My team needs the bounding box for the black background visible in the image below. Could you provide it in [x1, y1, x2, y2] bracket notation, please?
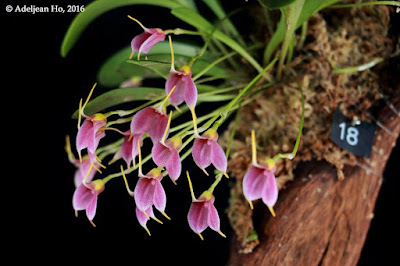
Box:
[4, 0, 398, 264]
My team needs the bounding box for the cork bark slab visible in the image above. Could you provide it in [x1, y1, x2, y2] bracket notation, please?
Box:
[228, 96, 400, 266]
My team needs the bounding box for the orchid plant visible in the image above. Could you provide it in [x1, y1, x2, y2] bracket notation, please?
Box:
[63, 0, 400, 238]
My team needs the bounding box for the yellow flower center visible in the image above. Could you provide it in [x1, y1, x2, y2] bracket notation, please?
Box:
[179, 65, 191, 75]
[264, 158, 276, 170]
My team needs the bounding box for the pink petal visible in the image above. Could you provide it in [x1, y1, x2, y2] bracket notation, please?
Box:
[153, 180, 166, 213]
[242, 165, 267, 202]
[120, 135, 133, 166]
[134, 177, 156, 212]
[147, 111, 168, 143]
[131, 133, 144, 161]
[152, 142, 171, 166]
[131, 32, 151, 52]
[72, 184, 93, 210]
[166, 72, 185, 106]
[207, 200, 220, 232]
[261, 172, 278, 208]
[130, 107, 155, 134]
[183, 75, 197, 108]
[74, 159, 97, 187]
[76, 119, 94, 153]
[188, 201, 208, 234]
[138, 31, 165, 54]
[192, 138, 212, 170]
[166, 150, 181, 181]
[85, 194, 98, 221]
[135, 206, 154, 229]
[210, 141, 227, 173]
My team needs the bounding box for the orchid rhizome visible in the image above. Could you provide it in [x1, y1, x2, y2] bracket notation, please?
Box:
[64, 0, 318, 240]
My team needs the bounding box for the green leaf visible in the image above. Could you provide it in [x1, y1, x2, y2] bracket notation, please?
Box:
[260, 0, 296, 9]
[171, 7, 263, 73]
[61, 0, 185, 57]
[98, 41, 228, 87]
[201, 0, 245, 45]
[263, 0, 342, 64]
[72, 87, 164, 118]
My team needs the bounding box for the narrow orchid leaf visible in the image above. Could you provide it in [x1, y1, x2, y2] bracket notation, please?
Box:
[260, 0, 296, 9]
[263, 0, 342, 64]
[98, 42, 228, 87]
[201, 0, 245, 46]
[72, 87, 164, 118]
[60, 0, 187, 57]
[171, 7, 263, 73]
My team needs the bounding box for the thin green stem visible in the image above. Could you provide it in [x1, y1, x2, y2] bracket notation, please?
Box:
[329, 1, 400, 8]
[207, 175, 222, 194]
[192, 51, 236, 81]
[332, 57, 384, 74]
[272, 82, 305, 162]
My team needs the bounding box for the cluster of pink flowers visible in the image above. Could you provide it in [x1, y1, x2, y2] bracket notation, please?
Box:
[67, 16, 279, 239]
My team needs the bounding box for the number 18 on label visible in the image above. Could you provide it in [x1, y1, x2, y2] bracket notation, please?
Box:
[330, 109, 376, 157]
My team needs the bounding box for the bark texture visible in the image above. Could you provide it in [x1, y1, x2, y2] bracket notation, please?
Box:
[228, 96, 400, 265]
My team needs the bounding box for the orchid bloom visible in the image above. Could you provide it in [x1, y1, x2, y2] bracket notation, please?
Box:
[165, 36, 197, 110]
[112, 130, 143, 169]
[76, 83, 107, 163]
[65, 135, 99, 187]
[152, 111, 182, 183]
[72, 156, 98, 187]
[128, 15, 166, 60]
[72, 178, 105, 227]
[130, 85, 177, 144]
[242, 130, 278, 217]
[186, 172, 226, 240]
[120, 165, 164, 236]
[133, 139, 170, 221]
[192, 128, 228, 176]
[135, 206, 164, 236]
[130, 106, 169, 144]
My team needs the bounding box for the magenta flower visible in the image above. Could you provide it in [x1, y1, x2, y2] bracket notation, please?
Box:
[130, 106, 169, 144]
[76, 83, 106, 163]
[166, 65, 198, 109]
[73, 156, 98, 187]
[242, 130, 278, 216]
[134, 168, 170, 220]
[76, 113, 106, 163]
[192, 128, 227, 175]
[135, 206, 163, 236]
[114, 130, 144, 168]
[152, 136, 182, 183]
[186, 172, 226, 240]
[72, 179, 105, 226]
[128, 15, 166, 60]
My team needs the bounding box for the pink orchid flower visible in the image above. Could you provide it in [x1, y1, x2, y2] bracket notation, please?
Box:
[242, 130, 278, 217]
[165, 36, 197, 110]
[133, 139, 170, 221]
[166, 65, 197, 109]
[134, 168, 170, 219]
[72, 179, 105, 227]
[151, 111, 182, 183]
[135, 206, 164, 236]
[128, 15, 166, 60]
[120, 166, 164, 236]
[130, 106, 169, 144]
[186, 172, 226, 240]
[76, 83, 107, 163]
[113, 130, 144, 168]
[192, 128, 227, 176]
[73, 156, 98, 188]
[76, 113, 106, 162]
[65, 135, 98, 187]
[152, 136, 182, 183]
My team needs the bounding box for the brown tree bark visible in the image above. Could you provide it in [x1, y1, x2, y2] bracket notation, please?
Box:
[228, 95, 400, 265]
